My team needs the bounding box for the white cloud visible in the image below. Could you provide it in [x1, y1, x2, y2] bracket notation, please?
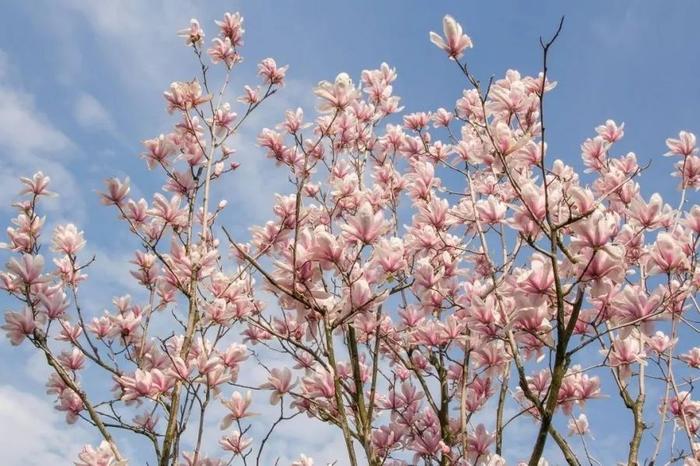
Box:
[74, 93, 116, 133]
[0, 84, 71, 156]
[53, 0, 204, 91]
[0, 385, 91, 465]
[0, 52, 87, 221]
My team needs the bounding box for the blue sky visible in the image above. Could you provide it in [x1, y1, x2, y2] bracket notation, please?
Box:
[1, 1, 699, 464]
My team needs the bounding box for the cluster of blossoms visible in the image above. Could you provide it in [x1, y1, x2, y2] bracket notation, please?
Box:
[2, 11, 700, 466]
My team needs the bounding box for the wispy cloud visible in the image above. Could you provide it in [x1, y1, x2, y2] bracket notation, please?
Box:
[0, 84, 71, 156]
[0, 384, 93, 465]
[74, 92, 117, 134]
[0, 51, 85, 219]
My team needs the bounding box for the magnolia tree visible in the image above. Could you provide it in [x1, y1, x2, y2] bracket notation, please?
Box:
[2, 11, 700, 466]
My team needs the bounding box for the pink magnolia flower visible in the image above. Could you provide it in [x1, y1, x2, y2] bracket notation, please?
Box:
[19, 171, 54, 197]
[665, 130, 697, 157]
[220, 343, 248, 369]
[149, 194, 188, 228]
[133, 412, 160, 432]
[432, 108, 453, 127]
[314, 73, 359, 112]
[567, 414, 590, 436]
[57, 320, 83, 342]
[100, 177, 130, 206]
[291, 454, 315, 466]
[142, 134, 175, 169]
[605, 335, 646, 381]
[220, 391, 254, 428]
[476, 196, 507, 224]
[75, 441, 121, 466]
[118, 369, 172, 401]
[647, 331, 677, 354]
[467, 424, 495, 458]
[210, 103, 238, 136]
[595, 119, 624, 143]
[57, 388, 84, 424]
[676, 154, 700, 188]
[7, 254, 45, 285]
[403, 112, 431, 132]
[646, 232, 690, 274]
[680, 348, 700, 369]
[569, 210, 618, 249]
[58, 347, 86, 371]
[372, 237, 406, 274]
[628, 193, 672, 230]
[52, 223, 86, 255]
[258, 58, 288, 86]
[517, 253, 554, 295]
[260, 367, 296, 404]
[580, 137, 608, 172]
[216, 12, 244, 47]
[2, 307, 36, 345]
[239, 85, 260, 105]
[88, 314, 114, 339]
[302, 369, 335, 398]
[219, 430, 252, 455]
[177, 18, 204, 46]
[341, 202, 388, 244]
[208, 37, 239, 67]
[429, 15, 473, 60]
[163, 81, 211, 113]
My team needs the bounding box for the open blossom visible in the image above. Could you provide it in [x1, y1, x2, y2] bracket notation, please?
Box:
[58, 347, 86, 371]
[19, 171, 53, 197]
[372, 237, 406, 274]
[100, 177, 130, 206]
[7, 253, 45, 285]
[258, 58, 288, 86]
[260, 367, 295, 404]
[130, 413, 158, 435]
[216, 12, 244, 46]
[341, 202, 388, 244]
[208, 104, 237, 139]
[429, 15, 473, 59]
[568, 414, 590, 436]
[219, 430, 252, 455]
[57, 388, 84, 424]
[647, 331, 677, 354]
[605, 336, 646, 382]
[1, 9, 700, 466]
[164, 80, 212, 113]
[220, 391, 254, 428]
[596, 119, 624, 143]
[467, 424, 495, 458]
[75, 441, 121, 466]
[291, 455, 314, 466]
[314, 73, 359, 112]
[681, 348, 700, 368]
[665, 130, 697, 157]
[302, 369, 336, 398]
[239, 85, 260, 105]
[51, 224, 86, 255]
[179, 452, 226, 466]
[149, 194, 188, 227]
[2, 307, 36, 345]
[208, 37, 239, 66]
[178, 18, 204, 46]
[646, 232, 690, 274]
[432, 107, 453, 127]
[118, 369, 173, 401]
[142, 134, 175, 170]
